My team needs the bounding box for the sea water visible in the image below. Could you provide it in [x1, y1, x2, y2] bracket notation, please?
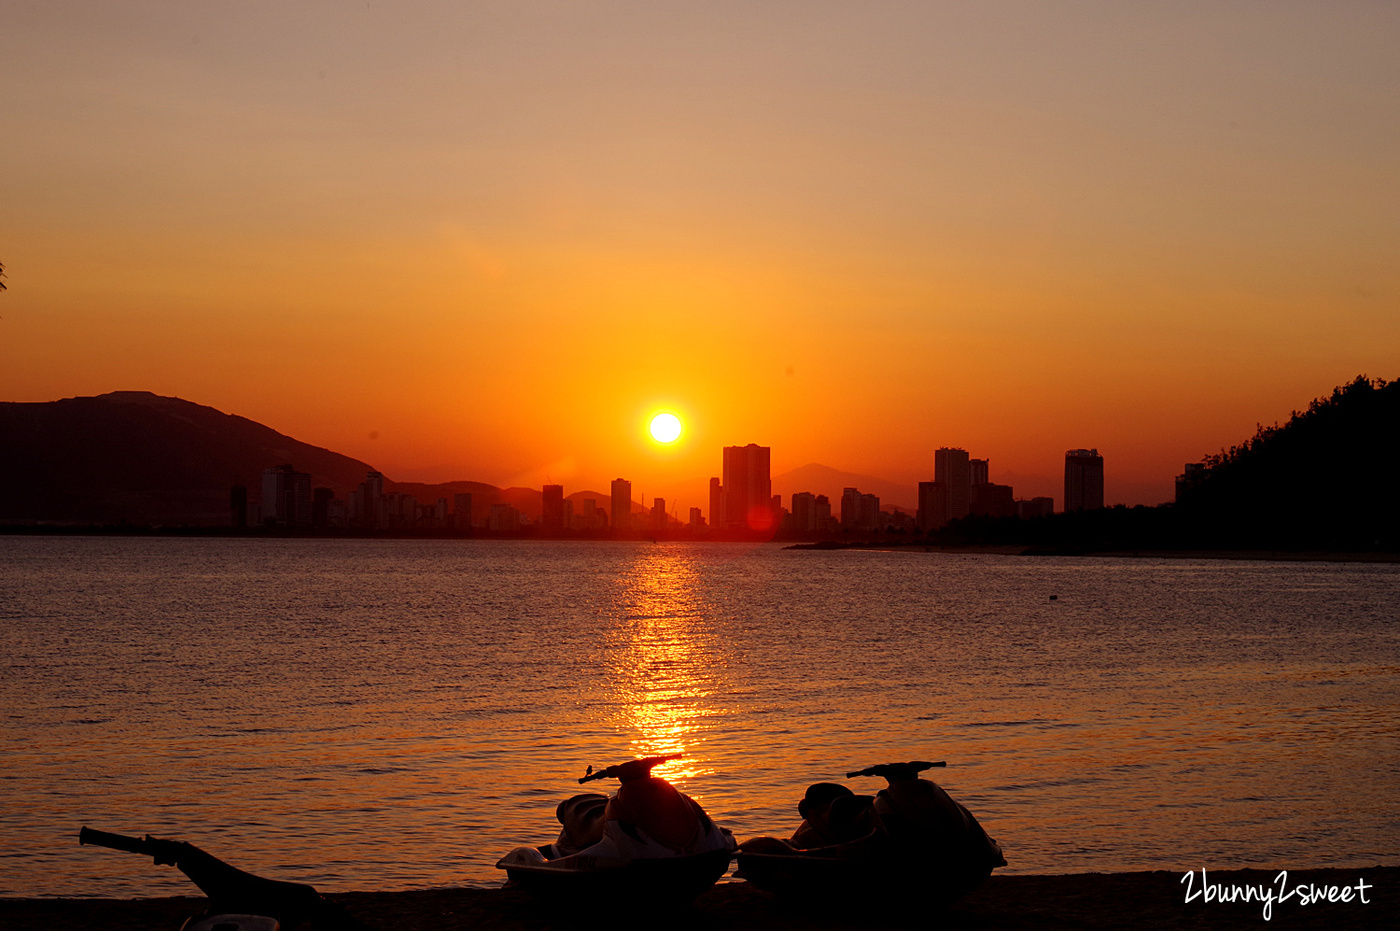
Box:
[2, 537, 1397, 898]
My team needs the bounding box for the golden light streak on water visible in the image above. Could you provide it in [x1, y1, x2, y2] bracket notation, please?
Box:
[602, 549, 725, 787]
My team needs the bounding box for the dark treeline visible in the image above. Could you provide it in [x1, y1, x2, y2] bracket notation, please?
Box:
[1173, 375, 1398, 549]
[918, 376, 1398, 554]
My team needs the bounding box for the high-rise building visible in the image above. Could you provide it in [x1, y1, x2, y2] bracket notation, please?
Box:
[709, 477, 724, 529]
[970, 482, 1016, 518]
[838, 487, 881, 531]
[381, 492, 417, 529]
[858, 492, 881, 531]
[325, 498, 348, 528]
[970, 458, 989, 486]
[918, 448, 972, 530]
[792, 491, 817, 532]
[261, 464, 312, 527]
[542, 484, 564, 532]
[689, 507, 704, 529]
[840, 487, 861, 529]
[651, 497, 668, 533]
[582, 498, 607, 530]
[610, 478, 632, 531]
[1064, 449, 1105, 512]
[350, 471, 385, 529]
[936, 448, 972, 518]
[917, 481, 940, 531]
[454, 492, 473, 531]
[489, 502, 521, 531]
[721, 444, 772, 530]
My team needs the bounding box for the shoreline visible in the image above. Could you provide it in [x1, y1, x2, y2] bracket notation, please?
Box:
[788, 541, 1400, 564]
[3, 528, 1396, 565]
[4, 866, 1395, 930]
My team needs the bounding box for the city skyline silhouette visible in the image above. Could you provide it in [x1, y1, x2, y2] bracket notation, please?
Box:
[3, 6, 1397, 515]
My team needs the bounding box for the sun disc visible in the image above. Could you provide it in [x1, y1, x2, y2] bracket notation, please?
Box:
[649, 412, 682, 444]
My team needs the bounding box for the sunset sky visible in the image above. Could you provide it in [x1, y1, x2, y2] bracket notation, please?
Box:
[3, 2, 1397, 509]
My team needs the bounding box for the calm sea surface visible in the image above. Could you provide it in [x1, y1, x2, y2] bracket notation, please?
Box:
[2, 537, 1397, 898]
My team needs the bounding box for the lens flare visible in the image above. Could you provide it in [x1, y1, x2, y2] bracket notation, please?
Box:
[649, 412, 682, 444]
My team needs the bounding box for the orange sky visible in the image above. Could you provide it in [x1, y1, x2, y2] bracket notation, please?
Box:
[3, 2, 1397, 511]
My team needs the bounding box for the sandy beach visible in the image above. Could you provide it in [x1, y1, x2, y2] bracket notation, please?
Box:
[3, 867, 1393, 931]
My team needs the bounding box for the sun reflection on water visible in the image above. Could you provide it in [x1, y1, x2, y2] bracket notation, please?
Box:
[593, 547, 728, 786]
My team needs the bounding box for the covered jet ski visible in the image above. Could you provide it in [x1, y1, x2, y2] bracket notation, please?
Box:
[496, 754, 736, 908]
[735, 760, 1005, 911]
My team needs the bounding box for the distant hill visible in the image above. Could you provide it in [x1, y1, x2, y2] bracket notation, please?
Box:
[1174, 375, 1400, 548]
[772, 463, 916, 512]
[0, 392, 384, 525]
[0, 392, 654, 527]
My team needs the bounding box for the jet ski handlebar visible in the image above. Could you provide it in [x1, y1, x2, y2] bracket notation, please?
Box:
[579, 754, 683, 784]
[846, 760, 946, 780]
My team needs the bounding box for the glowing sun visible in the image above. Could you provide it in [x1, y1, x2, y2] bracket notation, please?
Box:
[649, 412, 683, 444]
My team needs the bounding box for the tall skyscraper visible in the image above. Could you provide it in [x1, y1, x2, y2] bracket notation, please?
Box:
[935, 448, 972, 515]
[489, 502, 520, 531]
[261, 464, 312, 527]
[858, 492, 881, 531]
[969, 458, 989, 485]
[610, 478, 632, 531]
[453, 492, 473, 531]
[351, 470, 385, 529]
[582, 498, 603, 530]
[792, 491, 817, 532]
[1064, 449, 1105, 512]
[709, 477, 724, 529]
[918, 448, 972, 530]
[721, 444, 772, 530]
[840, 487, 861, 529]
[541, 484, 564, 532]
[836, 487, 880, 531]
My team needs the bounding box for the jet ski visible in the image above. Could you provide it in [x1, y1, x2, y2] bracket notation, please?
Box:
[496, 754, 736, 908]
[735, 760, 1005, 911]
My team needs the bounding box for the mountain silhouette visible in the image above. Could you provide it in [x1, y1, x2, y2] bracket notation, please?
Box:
[0, 391, 651, 527]
[772, 463, 916, 512]
[0, 391, 383, 525]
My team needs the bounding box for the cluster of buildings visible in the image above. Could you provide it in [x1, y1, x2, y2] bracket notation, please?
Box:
[248, 445, 1106, 535]
[913, 447, 1076, 531]
[250, 466, 455, 531]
